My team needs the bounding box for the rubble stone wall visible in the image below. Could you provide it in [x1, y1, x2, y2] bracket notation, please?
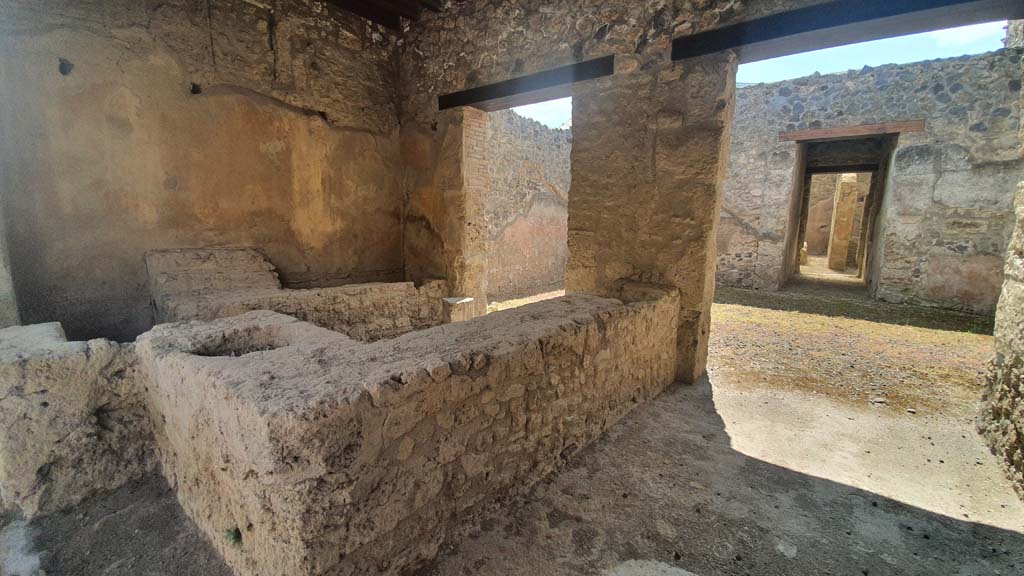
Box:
[136, 290, 679, 576]
[1006, 21, 1024, 49]
[0, 0, 404, 342]
[400, 1, 826, 383]
[0, 323, 154, 517]
[981, 181, 1024, 498]
[481, 110, 571, 302]
[718, 49, 1024, 313]
[147, 249, 448, 342]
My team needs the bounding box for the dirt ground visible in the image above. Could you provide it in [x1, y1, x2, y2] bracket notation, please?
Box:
[1, 479, 231, 576]
[717, 274, 995, 335]
[3, 286, 1022, 576]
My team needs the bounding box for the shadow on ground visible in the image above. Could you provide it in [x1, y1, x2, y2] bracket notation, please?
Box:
[417, 378, 1023, 576]
[6, 479, 232, 576]
[3, 377, 1021, 575]
[716, 276, 994, 335]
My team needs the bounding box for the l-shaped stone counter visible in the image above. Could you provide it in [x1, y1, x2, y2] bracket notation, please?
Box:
[0, 271, 680, 575]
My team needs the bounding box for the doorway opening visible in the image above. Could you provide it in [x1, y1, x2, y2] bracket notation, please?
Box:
[786, 133, 899, 291]
[798, 173, 871, 283]
[471, 98, 572, 314]
[708, 17, 1024, 570]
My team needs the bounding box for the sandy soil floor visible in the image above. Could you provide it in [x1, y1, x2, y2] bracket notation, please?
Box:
[3, 288, 1021, 576]
[420, 291, 1022, 575]
[717, 277, 994, 334]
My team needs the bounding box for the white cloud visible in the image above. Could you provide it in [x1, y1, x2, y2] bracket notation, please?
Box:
[926, 21, 1006, 46]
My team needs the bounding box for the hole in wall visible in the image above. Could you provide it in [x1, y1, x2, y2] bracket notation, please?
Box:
[58, 58, 73, 76]
[189, 82, 203, 95]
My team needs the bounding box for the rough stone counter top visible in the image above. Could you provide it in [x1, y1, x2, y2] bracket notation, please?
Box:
[147, 248, 449, 342]
[136, 291, 680, 576]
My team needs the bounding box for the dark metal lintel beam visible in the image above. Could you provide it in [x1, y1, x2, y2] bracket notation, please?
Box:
[438, 55, 615, 111]
[672, 0, 1024, 63]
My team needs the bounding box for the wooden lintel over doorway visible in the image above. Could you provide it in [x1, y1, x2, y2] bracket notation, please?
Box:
[779, 120, 925, 143]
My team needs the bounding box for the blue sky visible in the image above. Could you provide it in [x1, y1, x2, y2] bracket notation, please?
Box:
[513, 20, 1009, 128]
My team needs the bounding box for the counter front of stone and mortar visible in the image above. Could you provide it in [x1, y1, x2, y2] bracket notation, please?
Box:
[135, 289, 679, 576]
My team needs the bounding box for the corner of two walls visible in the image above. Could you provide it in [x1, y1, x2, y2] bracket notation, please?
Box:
[399, 108, 488, 317]
[864, 142, 898, 297]
[0, 1, 405, 342]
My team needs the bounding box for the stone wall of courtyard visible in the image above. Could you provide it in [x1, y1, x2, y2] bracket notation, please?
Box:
[717, 48, 1024, 314]
[481, 110, 570, 302]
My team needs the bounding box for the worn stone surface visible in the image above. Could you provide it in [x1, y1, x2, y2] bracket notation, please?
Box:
[826, 174, 860, 270]
[400, 0, 826, 127]
[400, 1, 826, 384]
[1006, 20, 1024, 49]
[718, 49, 1024, 313]
[418, 295, 1024, 575]
[981, 182, 1024, 497]
[567, 55, 738, 384]
[147, 248, 448, 342]
[13, 290, 1024, 575]
[0, 323, 155, 517]
[0, 199, 17, 328]
[483, 110, 570, 302]
[403, 108, 489, 318]
[0, 1, 403, 342]
[803, 174, 837, 255]
[135, 289, 679, 576]
[27, 476, 234, 576]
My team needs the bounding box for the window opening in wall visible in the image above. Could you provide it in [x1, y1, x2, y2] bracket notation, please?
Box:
[481, 97, 572, 313]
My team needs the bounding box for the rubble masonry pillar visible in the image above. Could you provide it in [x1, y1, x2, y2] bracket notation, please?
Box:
[566, 53, 738, 384]
[827, 173, 859, 271]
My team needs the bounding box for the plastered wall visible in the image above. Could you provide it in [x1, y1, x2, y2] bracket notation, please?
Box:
[804, 174, 838, 255]
[0, 0, 404, 341]
[481, 110, 570, 302]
